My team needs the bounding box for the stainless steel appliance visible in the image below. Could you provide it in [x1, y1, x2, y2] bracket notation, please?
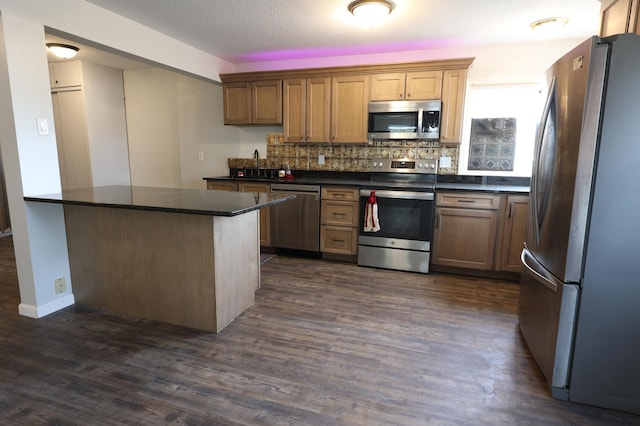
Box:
[368, 100, 441, 141]
[270, 183, 320, 252]
[518, 34, 640, 414]
[358, 158, 436, 273]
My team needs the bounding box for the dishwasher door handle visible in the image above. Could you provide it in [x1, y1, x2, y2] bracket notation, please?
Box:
[271, 184, 320, 194]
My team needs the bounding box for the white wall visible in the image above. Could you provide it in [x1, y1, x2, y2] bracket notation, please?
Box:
[123, 69, 245, 188]
[124, 68, 181, 188]
[175, 76, 241, 188]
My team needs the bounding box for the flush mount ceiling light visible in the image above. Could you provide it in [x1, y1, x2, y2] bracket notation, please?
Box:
[529, 17, 569, 35]
[348, 0, 395, 21]
[46, 43, 79, 59]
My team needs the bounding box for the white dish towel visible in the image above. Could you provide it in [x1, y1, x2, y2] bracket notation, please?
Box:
[364, 190, 380, 232]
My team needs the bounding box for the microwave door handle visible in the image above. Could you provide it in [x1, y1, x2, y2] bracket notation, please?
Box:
[417, 108, 424, 136]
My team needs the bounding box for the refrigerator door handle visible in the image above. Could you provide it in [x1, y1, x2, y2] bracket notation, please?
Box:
[521, 248, 562, 292]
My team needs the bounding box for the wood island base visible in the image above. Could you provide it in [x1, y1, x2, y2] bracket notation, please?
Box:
[64, 204, 260, 332]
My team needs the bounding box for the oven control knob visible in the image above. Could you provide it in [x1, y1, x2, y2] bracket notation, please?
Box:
[418, 163, 423, 168]
[431, 164, 436, 169]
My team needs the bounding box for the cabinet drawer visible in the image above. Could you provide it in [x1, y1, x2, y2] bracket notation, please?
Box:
[207, 181, 238, 191]
[321, 226, 357, 255]
[321, 187, 359, 202]
[321, 201, 358, 227]
[436, 192, 501, 210]
[238, 182, 269, 193]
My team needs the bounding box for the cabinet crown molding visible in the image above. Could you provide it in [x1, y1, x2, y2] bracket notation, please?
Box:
[220, 58, 475, 83]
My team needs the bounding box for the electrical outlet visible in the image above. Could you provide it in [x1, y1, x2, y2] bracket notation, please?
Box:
[198, 152, 204, 161]
[439, 156, 452, 168]
[54, 277, 66, 294]
[318, 154, 325, 165]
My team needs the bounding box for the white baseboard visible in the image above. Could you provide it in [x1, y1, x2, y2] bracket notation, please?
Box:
[18, 294, 75, 318]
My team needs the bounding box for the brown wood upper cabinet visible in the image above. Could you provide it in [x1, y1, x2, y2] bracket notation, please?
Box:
[370, 71, 443, 101]
[331, 74, 370, 143]
[223, 80, 282, 125]
[440, 69, 467, 144]
[221, 58, 473, 142]
[283, 77, 331, 143]
[284, 75, 369, 144]
[599, 0, 640, 36]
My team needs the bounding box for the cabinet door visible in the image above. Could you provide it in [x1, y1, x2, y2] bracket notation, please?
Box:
[252, 80, 282, 124]
[432, 207, 498, 270]
[440, 69, 467, 144]
[223, 82, 252, 124]
[599, 0, 634, 36]
[306, 77, 332, 143]
[331, 75, 370, 143]
[498, 195, 529, 272]
[370, 72, 406, 101]
[49, 61, 82, 89]
[321, 226, 358, 255]
[238, 182, 271, 247]
[283, 79, 306, 142]
[405, 71, 442, 100]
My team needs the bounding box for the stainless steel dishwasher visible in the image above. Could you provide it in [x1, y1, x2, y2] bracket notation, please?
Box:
[270, 183, 320, 252]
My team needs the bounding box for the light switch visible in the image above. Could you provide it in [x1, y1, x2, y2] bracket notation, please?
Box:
[198, 152, 204, 161]
[439, 156, 452, 168]
[37, 118, 49, 135]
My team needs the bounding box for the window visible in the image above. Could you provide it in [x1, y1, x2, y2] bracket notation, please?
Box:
[459, 83, 544, 176]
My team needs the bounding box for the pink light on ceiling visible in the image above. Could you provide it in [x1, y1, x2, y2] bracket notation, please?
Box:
[237, 38, 464, 64]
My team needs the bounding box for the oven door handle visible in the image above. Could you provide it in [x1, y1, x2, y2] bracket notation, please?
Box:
[359, 189, 434, 200]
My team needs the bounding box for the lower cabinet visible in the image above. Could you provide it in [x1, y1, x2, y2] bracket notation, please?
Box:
[206, 181, 238, 192]
[432, 192, 501, 270]
[205, 179, 269, 247]
[497, 195, 529, 272]
[238, 182, 271, 247]
[432, 191, 528, 274]
[320, 186, 359, 255]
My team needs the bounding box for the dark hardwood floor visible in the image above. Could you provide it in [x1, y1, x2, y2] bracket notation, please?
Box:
[0, 235, 638, 425]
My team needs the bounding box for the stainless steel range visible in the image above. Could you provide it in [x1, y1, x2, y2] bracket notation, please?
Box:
[358, 158, 437, 274]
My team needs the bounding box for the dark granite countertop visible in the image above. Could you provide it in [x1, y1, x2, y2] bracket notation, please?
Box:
[204, 171, 530, 194]
[25, 185, 294, 217]
[434, 183, 529, 193]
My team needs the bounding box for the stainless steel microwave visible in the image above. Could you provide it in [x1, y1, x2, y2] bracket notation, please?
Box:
[368, 100, 441, 141]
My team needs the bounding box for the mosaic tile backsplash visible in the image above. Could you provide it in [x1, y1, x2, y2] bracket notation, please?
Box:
[468, 118, 516, 171]
[228, 133, 459, 174]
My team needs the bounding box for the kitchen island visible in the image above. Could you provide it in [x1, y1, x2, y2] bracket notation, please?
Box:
[25, 185, 293, 332]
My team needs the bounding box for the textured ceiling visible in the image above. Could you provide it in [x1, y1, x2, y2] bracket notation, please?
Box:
[83, 0, 602, 64]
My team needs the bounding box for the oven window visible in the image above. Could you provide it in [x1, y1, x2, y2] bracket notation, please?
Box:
[360, 195, 434, 241]
[368, 112, 418, 133]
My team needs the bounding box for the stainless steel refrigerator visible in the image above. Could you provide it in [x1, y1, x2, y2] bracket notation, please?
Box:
[519, 33, 640, 415]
